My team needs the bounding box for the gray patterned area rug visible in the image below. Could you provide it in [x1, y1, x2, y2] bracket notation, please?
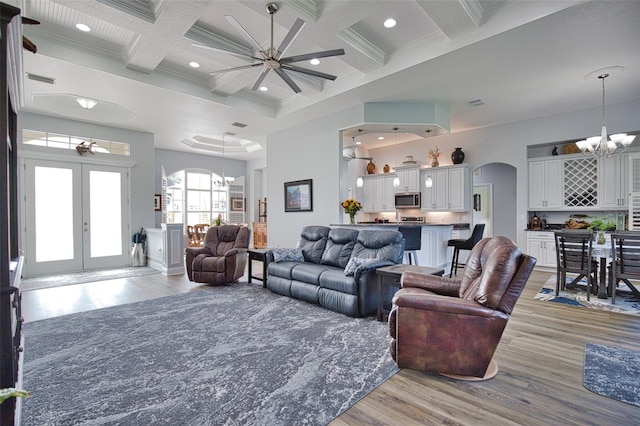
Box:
[21, 284, 398, 425]
[21, 266, 160, 291]
[583, 343, 640, 407]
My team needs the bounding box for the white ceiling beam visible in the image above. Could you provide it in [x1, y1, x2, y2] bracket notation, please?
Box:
[415, 0, 486, 38]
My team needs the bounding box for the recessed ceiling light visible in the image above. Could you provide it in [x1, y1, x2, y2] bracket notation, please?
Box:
[75, 23, 91, 32]
[384, 18, 396, 28]
[355, 141, 362, 145]
[189, 61, 200, 68]
[259, 86, 268, 91]
[378, 136, 385, 140]
[310, 59, 320, 65]
[76, 98, 97, 109]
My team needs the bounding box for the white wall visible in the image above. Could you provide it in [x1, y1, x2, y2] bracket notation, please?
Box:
[265, 99, 640, 251]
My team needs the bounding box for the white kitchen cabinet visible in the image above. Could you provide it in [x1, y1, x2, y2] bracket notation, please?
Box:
[528, 159, 562, 209]
[599, 153, 629, 208]
[526, 231, 556, 267]
[421, 165, 471, 212]
[394, 166, 420, 193]
[362, 174, 394, 212]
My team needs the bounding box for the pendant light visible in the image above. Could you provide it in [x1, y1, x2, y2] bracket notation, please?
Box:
[353, 136, 364, 187]
[576, 68, 635, 158]
[392, 127, 400, 187]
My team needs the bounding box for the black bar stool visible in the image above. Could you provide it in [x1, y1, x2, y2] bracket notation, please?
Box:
[399, 226, 422, 265]
[447, 224, 485, 277]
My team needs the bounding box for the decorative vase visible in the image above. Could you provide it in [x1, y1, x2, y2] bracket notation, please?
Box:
[431, 158, 439, 168]
[383, 164, 390, 173]
[349, 212, 356, 225]
[366, 160, 376, 174]
[131, 243, 146, 267]
[597, 231, 605, 245]
[451, 147, 465, 164]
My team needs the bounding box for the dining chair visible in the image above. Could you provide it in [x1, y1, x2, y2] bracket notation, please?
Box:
[610, 231, 640, 304]
[554, 229, 597, 300]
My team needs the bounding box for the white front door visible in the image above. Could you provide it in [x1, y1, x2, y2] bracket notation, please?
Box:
[23, 159, 130, 276]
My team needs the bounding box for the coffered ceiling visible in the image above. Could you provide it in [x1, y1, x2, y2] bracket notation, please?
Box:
[16, 0, 640, 160]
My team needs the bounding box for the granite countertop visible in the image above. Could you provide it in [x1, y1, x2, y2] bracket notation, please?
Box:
[331, 223, 469, 228]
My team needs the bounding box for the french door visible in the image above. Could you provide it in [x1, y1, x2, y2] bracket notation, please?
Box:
[23, 159, 130, 276]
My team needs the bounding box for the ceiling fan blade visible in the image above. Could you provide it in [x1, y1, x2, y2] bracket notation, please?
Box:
[274, 69, 301, 93]
[191, 43, 261, 62]
[250, 67, 271, 91]
[210, 63, 264, 74]
[225, 15, 268, 59]
[280, 49, 345, 64]
[281, 64, 338, 81]
[274, 18, 305, 60]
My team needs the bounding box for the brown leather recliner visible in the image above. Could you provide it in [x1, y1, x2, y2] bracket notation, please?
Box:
[388, 236, 536, 379]
[185, 224, 251, 285]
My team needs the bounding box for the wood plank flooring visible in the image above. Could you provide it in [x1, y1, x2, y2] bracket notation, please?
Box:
[21, 268, 640, 425]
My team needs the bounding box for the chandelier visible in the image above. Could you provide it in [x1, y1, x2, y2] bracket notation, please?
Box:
[576, 68, 635, 158]
[214, 135, 234, 187]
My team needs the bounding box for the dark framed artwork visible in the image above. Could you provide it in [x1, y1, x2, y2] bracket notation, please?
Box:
[154, 194, 162, 211]
[284, 179, 313, 212]
[231, 197, 245, 212]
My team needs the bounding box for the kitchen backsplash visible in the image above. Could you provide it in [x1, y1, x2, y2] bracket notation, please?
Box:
[528, 211, 627, 230]
[361, 210, 468, 224]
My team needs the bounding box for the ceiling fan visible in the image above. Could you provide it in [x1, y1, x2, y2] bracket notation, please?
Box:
[201, 3, 345, 93]
[344, 136, 372, 161]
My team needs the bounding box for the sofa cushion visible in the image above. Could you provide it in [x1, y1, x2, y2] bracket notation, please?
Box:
[291, 263, 330, 285]
[320, 228, 359, 268]
[319, 269, 358, 295]
[272, 247, 304, 263]
[267, 261, 298, 279]
[351, 230, 404, 264]
[343, 257, 375, 276]
[298, 226, 330, 264]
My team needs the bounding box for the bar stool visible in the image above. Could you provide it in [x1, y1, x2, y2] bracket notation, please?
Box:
[399, 226, 422, 265]
[447, 224, 485, 277]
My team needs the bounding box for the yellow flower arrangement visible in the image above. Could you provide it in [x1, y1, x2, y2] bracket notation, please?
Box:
[341, 198, 363, 214]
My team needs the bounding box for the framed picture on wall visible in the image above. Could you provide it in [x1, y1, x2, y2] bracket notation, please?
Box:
[284, 179, 313, 212]
[231, 197, 244, 212]
[154, 194, 162, 211]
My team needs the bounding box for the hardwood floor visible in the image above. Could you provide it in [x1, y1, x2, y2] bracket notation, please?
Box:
[21, 268, 640, 425]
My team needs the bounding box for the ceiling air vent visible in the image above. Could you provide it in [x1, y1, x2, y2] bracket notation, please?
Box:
[224, 131, 237, 136]
[467, 99, 485, 107]
[232, 122, 247, 128]
[27, 73, 56, 84]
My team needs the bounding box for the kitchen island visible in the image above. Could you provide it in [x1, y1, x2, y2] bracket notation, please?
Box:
[330, 223, 464, 272]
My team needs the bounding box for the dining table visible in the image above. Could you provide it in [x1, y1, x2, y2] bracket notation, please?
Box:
[592, 242, 612, 299]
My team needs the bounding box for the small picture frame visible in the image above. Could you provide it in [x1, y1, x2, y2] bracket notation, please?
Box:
[231, 197, 245, 212]
[284, 179, 313, 212]
[154, 194, 162, 211]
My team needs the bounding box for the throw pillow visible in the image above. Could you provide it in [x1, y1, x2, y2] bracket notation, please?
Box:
[272, 247, 304, 263]
[344, 257, 374, 276]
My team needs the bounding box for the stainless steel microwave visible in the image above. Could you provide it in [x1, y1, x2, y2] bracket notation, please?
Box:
[395, 193, 420, 209]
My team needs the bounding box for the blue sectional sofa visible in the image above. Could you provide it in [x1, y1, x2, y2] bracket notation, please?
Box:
[266, 226, 405, 317]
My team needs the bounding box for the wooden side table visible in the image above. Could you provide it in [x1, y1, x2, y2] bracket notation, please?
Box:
[248, 248, 268, 288]
[375, 264, 445, 321]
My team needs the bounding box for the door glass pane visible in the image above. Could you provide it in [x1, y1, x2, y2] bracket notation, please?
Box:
[35, 167, 74, 262]
[90, 170, 122, 257]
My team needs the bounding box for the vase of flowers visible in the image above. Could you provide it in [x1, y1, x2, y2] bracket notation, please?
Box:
[428, 146, 441, 167]
[341, 198, 362, 224]
[588, 215, 616, 244]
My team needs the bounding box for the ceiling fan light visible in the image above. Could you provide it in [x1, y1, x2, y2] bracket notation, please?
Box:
[356, 176, 364, 187]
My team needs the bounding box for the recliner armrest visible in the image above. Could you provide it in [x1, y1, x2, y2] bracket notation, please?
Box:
[393, 288, 507, 319]
[185, 247, 211, 256]
[401, 271, 461, 297]
[354, 259, 394, 281]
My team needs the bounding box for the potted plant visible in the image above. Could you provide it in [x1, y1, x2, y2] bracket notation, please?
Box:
[588, 215, 616, 244]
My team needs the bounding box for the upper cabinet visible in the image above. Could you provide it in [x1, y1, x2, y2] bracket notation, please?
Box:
[421, 165, 471, 212]
[599, 153, 629, 208]
[528, 159, 563, 209]
[528, 153, 634, 211]
[362, 174, 395, 212]
[394, 166, 420, 193]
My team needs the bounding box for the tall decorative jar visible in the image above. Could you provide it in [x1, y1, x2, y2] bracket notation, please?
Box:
[451, 147, 465, 164]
